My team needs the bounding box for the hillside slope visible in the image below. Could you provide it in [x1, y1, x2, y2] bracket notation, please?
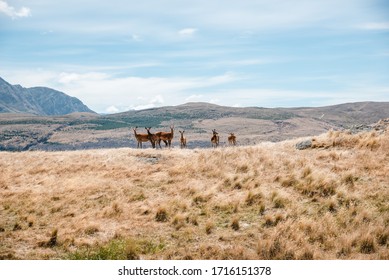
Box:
[111, 101, 389, 128]
[0, 129, 388, 260]
[0, 77, 95, 115]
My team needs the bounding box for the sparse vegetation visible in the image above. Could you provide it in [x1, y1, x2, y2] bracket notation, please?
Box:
[231, 217, 240, 231]
[68, 238, 165, 260]
[155, 207, 169, 222]
[0, 129, 388, 259]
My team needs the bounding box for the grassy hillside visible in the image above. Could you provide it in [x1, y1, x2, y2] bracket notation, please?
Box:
[0, 129, 388, 259]
[112, 101, 389, 127]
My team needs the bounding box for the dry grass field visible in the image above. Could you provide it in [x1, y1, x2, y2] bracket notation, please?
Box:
[0, 129, 388, 260]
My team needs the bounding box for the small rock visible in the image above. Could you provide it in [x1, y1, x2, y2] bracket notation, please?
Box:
[296, 140, 312, 150]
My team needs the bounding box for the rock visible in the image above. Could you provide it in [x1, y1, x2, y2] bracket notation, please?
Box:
[349, 124, 372, 134]
[296, 140, 312, 150]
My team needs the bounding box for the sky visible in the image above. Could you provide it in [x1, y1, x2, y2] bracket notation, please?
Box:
[0, 0, 388, 113]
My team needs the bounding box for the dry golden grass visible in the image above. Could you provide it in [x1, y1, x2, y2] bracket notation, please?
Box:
[0, 130, 388, 259]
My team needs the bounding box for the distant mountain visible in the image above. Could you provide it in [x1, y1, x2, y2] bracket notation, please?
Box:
[112, 101, 389, 127]
[0, 77, 95, 115]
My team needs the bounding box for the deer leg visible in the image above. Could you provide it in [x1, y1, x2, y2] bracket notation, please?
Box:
[157, 140, 161, 149]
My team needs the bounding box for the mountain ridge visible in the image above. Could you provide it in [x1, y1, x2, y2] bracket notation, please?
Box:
[0, 77, 95, 115]
[111, 100, 389, 127]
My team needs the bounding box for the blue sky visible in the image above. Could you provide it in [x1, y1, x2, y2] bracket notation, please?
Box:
[1, 0, 388, 113]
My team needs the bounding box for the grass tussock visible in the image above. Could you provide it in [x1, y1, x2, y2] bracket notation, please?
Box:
[38, 229, 58, 248]
[0, 130, 388, 259]
[155, 207, 169, 222]
[231, 217, 240, 231]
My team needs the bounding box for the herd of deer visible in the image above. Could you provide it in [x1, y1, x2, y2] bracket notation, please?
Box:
[132, 126, 236, 149]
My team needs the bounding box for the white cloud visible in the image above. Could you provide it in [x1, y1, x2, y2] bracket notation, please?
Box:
[151, 95, 164, 104]
[123, 95, 165, 111]
[58, 73, 81, 84]
[0, 1, 31, 18]
[58, 72, 109, 85]
[209, 98, 220, 104]
[178, 28, 197, 37]
[105, 105, 120, 113]
[131, 34, 142, 42]
[357, 22, 389, 30]
[131, 95, 165, 111]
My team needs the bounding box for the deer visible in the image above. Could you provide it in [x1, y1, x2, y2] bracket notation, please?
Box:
[211, 129, 220, 148]
[155, 125, 174, 148]
[179, 130, 187, 149]
[145, 127, 160, 149]
[133, 127, 154, 148]
[228, 133, 237, 146]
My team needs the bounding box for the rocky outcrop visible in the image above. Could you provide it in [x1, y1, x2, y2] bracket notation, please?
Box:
[295, 139, 312, 150]
[348, 118, 388, 134]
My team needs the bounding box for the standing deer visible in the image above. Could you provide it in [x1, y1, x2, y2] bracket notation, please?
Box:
[179, 130, 187, 149]
[145, 127, 160, 149]
[211, 129, 220, 148]
[156, 125, 174, 148]
[228, 133, 237, 146]
[133, 127, 154, 148]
